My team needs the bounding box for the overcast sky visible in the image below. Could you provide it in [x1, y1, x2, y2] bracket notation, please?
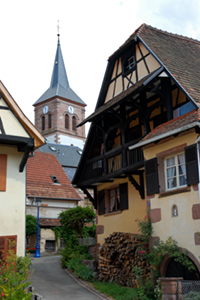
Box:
[0, 0, 200, 133]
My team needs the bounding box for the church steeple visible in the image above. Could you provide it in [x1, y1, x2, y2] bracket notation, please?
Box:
[34, 35, 85, 106]
[33, 33, 86, 149]
[50, 34, 69, 90]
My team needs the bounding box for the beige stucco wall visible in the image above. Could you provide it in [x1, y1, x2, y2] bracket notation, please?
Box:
[0, 145, 26, 256]
[143, 132, 200, 263]
[97, 178, 147, 246]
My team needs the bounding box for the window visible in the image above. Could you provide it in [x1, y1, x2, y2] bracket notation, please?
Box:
[0, 236, 17, 263]
[65, 114, 69, 129]
[72, 116, 76, 131]
[172, 205, 178, 217]
[122, 50, 136, 76]
[98, 183, 128, 215]
[42, 116, 45, 131]
[165, 153, 186, 190]
[50, 175, 59, 184]
[145, 144, 199, 196]
[109, 187, 120, 212]
[125, 55, 135, 72]
[48, 114, 51, 129]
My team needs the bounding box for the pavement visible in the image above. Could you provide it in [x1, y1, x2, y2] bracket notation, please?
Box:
[29, 255, 112, 300]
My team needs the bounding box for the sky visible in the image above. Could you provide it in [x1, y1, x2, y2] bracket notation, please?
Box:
[0, 0, 200, 133]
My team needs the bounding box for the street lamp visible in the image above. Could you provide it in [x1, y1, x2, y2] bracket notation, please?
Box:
[34, 197, 42, 258]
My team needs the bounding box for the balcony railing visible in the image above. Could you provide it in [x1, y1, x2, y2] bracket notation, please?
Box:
[82, 145, 143, 182]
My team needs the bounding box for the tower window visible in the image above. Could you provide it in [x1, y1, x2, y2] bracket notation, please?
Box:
[42, 116, 45, 131]
[65, 114, 69, 129]
[72, 116, 76, 131]
[48, 114, 52, 129]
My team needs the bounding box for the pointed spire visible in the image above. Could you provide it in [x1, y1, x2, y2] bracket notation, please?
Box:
[34, 29, 86, 106]
[50, 34, 69, 89]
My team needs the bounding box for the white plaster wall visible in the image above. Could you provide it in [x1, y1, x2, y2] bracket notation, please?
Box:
[59, 135, 84, 149]
[0, 145, 26, 256]
[26, 202, 77, 219]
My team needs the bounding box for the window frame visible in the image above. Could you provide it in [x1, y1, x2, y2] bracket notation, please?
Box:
[164, 152, 187, 191]
[109, 186, 120, 213]
[98, 183, 128, 215]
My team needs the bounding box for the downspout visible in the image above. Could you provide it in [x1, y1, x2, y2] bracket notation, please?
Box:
[195, 135, 200, 202]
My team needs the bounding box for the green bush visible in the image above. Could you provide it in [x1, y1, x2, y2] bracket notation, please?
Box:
[183, 291, 200, 299]
[67, 256, 93, 281]
[0, 247, 32, 300]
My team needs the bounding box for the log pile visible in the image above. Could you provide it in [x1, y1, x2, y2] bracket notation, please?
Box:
[98, 232, 150, 287]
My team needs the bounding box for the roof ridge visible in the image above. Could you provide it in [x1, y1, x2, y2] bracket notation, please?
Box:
[138, 24, 200, 44]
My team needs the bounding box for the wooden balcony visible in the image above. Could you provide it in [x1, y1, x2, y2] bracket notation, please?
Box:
[82, 144, 144, 185]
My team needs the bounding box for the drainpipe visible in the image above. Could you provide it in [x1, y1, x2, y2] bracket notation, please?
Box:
[195, 135, 200, 202]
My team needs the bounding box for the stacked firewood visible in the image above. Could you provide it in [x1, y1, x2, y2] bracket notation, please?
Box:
[98, 232, 150, 287]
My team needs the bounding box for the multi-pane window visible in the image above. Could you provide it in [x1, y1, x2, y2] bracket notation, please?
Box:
[165, 153, 187, 190]
[109, 187, 120, 212]
[125, 55, 135, 72]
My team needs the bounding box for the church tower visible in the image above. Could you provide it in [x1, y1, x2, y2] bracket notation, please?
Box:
[33, 34, 86, 149]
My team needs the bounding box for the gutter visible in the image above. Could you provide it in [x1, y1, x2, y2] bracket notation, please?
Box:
[129, 121, 200, 151]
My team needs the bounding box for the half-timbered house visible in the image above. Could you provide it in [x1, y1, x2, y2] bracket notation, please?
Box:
[72, 24, 200, 277]
[0, 81, 45, 257]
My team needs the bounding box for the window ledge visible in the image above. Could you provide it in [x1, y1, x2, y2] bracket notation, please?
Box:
[104, 210, 122, 217]
[159, 186, 191, 198]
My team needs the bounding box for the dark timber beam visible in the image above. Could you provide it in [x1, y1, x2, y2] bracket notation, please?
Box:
[127, 172, 145, 199]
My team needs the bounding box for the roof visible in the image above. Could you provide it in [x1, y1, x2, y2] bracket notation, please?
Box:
[0, 81, 45, 150]
[129, 109, 200, 150]
[26, 152, 81, 200]
[111, 24, 200, 106]
[38, 143, 82, 167]
[34, 35, 86, 106]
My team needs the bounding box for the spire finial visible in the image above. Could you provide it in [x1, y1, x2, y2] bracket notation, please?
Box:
[57, 20, 60, 37]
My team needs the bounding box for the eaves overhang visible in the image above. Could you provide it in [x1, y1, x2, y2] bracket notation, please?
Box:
[0, 135, 34, 172]
[77, 67, 164, 127]
[129, 121, 200, 151]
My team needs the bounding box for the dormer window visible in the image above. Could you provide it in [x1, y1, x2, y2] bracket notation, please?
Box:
[50, 175, 60, 184]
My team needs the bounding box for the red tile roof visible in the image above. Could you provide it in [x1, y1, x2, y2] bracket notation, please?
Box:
[26, 152, 80, 200]
[141, 108, 200, 142]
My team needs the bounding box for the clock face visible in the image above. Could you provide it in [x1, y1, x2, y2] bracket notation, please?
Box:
[68, 106, 74, 115]
[43, 105, 49, 114]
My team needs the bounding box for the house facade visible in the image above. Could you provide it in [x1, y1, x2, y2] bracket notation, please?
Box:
[0, 81, 44, 257]
[72, 24, 200, 277]
[26, 151, 81, 253]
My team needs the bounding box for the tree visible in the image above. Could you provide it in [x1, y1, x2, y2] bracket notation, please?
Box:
[59, 206, 96, 237]
[26, 215, 37, 238]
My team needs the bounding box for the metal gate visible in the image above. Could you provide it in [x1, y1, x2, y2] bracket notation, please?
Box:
[177, 280, 200, 299]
